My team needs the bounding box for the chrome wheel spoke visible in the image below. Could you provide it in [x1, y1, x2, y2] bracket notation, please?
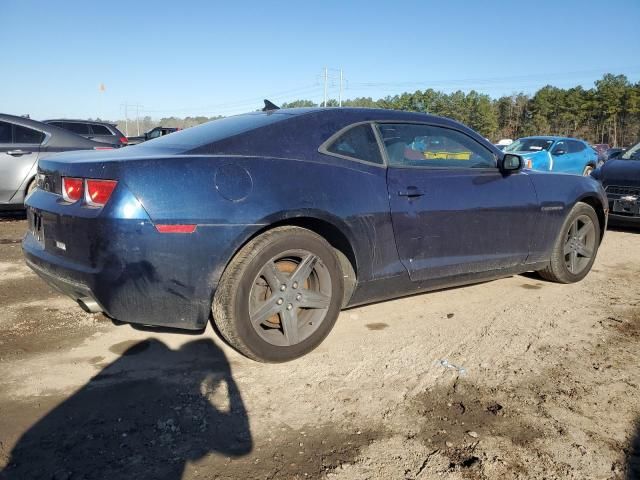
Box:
[563, 242, 573, 255]
[299, 290, 330, 309]
[250, 296, 281, 326]
[291, 254, 318, 286]
[280, 308, 300, 345]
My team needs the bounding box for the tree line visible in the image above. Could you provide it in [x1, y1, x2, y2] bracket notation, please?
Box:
[282, 74, 639, 146]
[112, 74, 639, 146]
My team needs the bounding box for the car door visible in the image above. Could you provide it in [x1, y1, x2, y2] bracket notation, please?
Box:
[381, 122, 539, 282]
[549, 140, 571, 173]
[0, 121, 42, 203]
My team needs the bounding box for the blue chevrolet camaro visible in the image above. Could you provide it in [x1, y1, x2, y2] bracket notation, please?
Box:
[23, 108, 608, 361]
[504, 136, 598, 176]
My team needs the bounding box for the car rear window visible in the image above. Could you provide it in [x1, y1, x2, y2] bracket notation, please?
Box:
[136, 112, 293, 150]
[90, 124, 112, 135]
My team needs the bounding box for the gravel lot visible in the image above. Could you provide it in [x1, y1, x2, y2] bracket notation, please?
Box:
[0, 213, 638, 480]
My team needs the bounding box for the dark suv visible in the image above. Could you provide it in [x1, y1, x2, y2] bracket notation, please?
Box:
[43, 119, 127, 148]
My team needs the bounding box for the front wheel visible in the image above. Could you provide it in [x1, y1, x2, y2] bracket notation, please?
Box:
[537, 202, 600, 283]
[212, 226, 344, 362]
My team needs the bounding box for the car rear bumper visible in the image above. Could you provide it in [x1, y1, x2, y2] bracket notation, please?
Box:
[22, 228, 214, 330]
[21, 187, 250, 331]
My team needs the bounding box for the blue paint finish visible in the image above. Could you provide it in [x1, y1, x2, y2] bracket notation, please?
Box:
[23, 109, 607, 330]
[506, 136, 597, 175]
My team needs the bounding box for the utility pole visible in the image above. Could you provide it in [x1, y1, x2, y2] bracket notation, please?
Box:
[135, 104, 141, 136]
[124, 103, 129, 136]
[323, 67, 328, 107]
[339, 68, 343, 107]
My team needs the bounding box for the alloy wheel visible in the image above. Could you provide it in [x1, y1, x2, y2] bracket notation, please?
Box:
[563, 215, 596, 275]
[248, 250, 332, 347]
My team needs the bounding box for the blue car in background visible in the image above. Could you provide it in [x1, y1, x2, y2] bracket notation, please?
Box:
[504, 136, 598, 176]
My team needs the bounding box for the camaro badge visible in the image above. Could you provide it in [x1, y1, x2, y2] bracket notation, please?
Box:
[621, 195, 638, 202]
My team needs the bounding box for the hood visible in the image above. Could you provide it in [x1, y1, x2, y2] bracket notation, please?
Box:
[600, 159, 640, 187]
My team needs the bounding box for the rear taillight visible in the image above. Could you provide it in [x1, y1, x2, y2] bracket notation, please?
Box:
[62, 177, 83, 202]
[119, 136, 128, 145]
[85, 179, 118, 207]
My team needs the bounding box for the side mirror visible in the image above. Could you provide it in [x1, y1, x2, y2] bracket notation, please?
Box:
[501, 154, 523, 172]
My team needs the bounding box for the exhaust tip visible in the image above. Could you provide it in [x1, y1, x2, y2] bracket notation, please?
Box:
[78, 297, 102, 313]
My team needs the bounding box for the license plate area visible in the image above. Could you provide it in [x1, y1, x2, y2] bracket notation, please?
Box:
[28, 209, 45, 247]
[613, 199, 639, 215]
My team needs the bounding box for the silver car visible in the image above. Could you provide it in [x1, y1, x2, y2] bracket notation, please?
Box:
[0, 114, 105, 209]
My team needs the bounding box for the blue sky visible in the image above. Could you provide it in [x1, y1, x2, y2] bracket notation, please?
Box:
[3, 0, 640, 120]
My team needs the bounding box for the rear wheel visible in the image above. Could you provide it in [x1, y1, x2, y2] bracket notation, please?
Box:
[538, 202, 600, 283]
[212, 226, 344, 362]
[26, 178, 37, 196]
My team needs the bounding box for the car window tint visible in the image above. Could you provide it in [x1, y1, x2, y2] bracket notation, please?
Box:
[0, 121, 12, 143]
[90, 124, 112, 135]
[326, 124, 383, 164]
[64, 122, 90, 134]
[13, 125, 44, 144]
[569, 140, 584, 153]
[378, 123, 495, 168]
[552, 141, 567, 154]
[138, 112, 291, 150]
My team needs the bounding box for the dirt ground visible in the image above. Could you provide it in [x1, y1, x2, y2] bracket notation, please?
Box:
[0, 212, 638, 480]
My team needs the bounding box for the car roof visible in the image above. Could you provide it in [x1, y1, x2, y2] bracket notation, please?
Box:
[0, 112, 102, 148]
[519, 135, 586, 143]
[43, 118, 118, 127]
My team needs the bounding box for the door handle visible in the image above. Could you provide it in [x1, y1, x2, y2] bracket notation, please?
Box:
[7, 149, 31, 156]
[398, 187, 425, 198]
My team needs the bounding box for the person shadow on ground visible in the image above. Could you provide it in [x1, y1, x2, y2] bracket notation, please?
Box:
[628, 418, 640, 480]
[0, 338, 252, 480]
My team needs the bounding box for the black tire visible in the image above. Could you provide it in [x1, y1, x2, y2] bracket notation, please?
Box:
[212, 226, 344, 362]
[538, 202, 600, 283]
[26, 178, 37, 196]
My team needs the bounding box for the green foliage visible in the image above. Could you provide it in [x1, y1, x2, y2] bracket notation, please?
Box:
[282, 74, 639, 145]
[108, 74, 639, 145]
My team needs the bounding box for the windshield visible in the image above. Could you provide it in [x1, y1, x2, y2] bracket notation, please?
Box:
[620, 141, 640, 160]
[504, 138, 555, 153]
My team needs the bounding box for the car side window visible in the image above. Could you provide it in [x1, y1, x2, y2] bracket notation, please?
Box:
[0, 121, 12, 143]
[378, 123, 495, 168]
[13, 124, 44, 144]
[325, 124, 383, 164]
[90, 124, 111, 135]
[551, 141, 567, 155]
[64, 122, 90, 135]
[148, 129, 162, 139]
[568, 140, 585, 153]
